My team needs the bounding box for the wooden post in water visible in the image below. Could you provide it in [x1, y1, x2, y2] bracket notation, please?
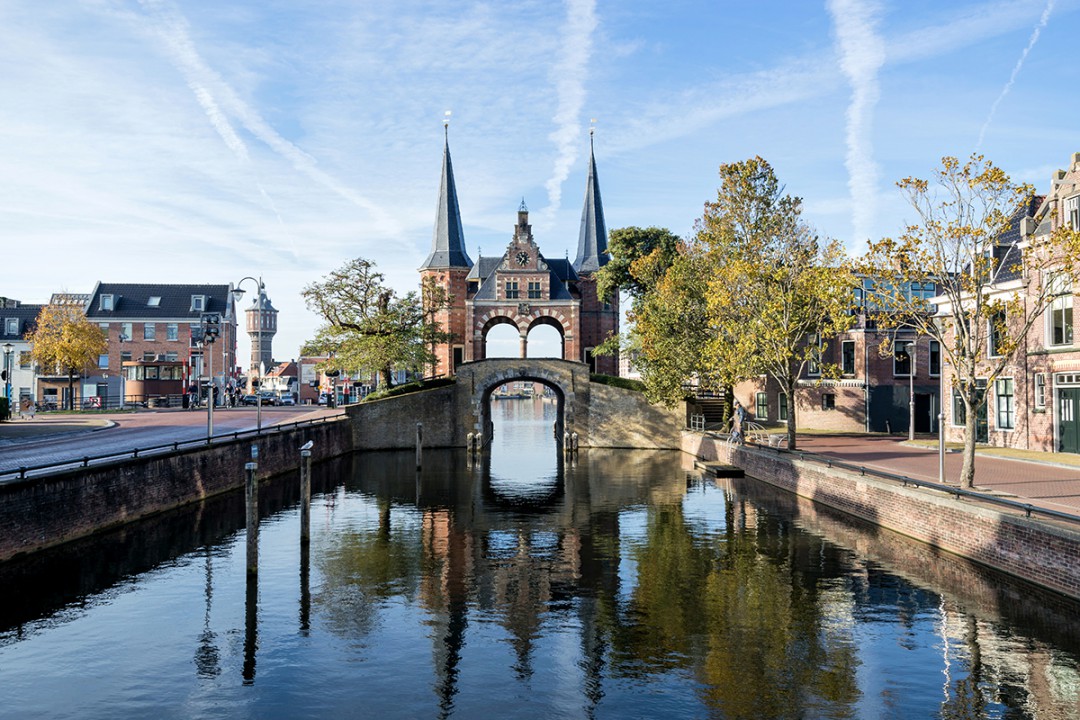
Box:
[300, 440, 313, 544]
[245, 461, 259, 574]
[416, 422, 423, 469]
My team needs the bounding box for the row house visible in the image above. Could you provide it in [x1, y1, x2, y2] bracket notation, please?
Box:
[0, 298, 45, 409]
[83, 283, 239, 406]
[940, 152, 1080, 454]
[733, 279, 943, 435]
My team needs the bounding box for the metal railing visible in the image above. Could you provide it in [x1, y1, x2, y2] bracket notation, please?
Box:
[733, 436, 1080, 527]
[1, 412, 348, 483]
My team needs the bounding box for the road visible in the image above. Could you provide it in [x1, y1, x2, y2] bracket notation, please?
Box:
[0, 406, 342, 477]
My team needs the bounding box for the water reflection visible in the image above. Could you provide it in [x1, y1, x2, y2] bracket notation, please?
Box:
[1, 414, 1079, 718]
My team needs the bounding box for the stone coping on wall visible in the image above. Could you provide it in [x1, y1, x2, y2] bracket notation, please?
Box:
[683, 431, 1080, 601]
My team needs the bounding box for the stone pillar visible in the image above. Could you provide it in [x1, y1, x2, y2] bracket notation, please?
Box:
[519, 333, 528, 358]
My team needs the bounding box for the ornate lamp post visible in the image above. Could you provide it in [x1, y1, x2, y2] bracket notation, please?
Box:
[233, 277, 264, 431]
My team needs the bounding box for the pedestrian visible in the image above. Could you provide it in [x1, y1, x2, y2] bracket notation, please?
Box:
[731, 400, 746, 444]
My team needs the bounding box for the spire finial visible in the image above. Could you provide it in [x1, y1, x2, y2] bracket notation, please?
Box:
[443, 110, 451, 140]
[519, 197, 528, 212]
[589, 118, 596, 145]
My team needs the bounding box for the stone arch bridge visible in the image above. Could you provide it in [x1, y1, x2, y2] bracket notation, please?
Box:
[346, 358, 685, 450]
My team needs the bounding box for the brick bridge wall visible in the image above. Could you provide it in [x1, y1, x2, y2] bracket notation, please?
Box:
[683, 431, 1080, 600]
[0, 419, 353, 562]
[347, 358, 686, 450]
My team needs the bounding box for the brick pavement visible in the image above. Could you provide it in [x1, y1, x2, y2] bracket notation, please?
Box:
[796, 434, 1080, 515]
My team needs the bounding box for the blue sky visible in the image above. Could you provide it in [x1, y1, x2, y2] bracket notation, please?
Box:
[3, 0, 1078, 365]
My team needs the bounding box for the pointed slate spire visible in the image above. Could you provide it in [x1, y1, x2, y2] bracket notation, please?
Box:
[573, 131, 608, 274]
[420, 125, 473, 270]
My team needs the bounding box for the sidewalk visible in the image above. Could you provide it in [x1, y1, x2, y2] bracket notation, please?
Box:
[0, 414, 113, 443]
[794, 434, 1080, 516]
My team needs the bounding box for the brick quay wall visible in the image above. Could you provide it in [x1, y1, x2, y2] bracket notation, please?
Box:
[0, 419, 353, 562]
[683, 432, 1080, 601]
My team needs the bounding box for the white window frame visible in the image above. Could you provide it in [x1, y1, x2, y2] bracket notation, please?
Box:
[1034, 373, 1046, 410]
[100, 294, 114, 311]
[191, 295, 206, 312]
[988, 310, 1006, 358]
[893, 342, 915, 377]
[1049, 294, 1073, 347]
[821, 393, 836, 410]
[807, 334, 822, 376]
[98, 354, 109, 369]
[4, 318, 17, 335]
[143, 322, 156, 341]
[995, 377, 1015, 431]
[841, 340, 856, 376]
[147, 296, 162, 307]
[166, 323, 179, 342]
[1066, 195, 1080, 230]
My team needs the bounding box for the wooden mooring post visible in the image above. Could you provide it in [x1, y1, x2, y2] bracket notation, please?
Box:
[299, 440, 313, 544]
[245, 461, 259, 574]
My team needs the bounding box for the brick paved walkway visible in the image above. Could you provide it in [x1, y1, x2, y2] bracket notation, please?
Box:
[796, 435, 1080, 515]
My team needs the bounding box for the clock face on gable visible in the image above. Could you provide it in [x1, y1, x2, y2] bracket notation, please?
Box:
[516, 251, 530, 266]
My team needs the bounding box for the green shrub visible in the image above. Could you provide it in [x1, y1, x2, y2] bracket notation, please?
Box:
[363, 376, 456, 402]
[589, 373, 646, 392]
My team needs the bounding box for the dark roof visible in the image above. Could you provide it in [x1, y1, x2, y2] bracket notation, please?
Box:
[466, 256, 502, 281]
[572, 137, 609, 275]
[1, 301, 45, 341]
[994, 195, 1043, 283]
[420, 135, 473, 270]
[85, 283, 233, 320]
[469, 254, 576, 302]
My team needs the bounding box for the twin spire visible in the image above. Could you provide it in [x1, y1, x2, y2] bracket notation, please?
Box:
[419, 124, 608, 274]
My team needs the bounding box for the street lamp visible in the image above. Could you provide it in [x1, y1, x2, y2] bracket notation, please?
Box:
[907, 340, 917, 442]
[2, 342, 13, 415]
[117, 333, 129, 410]
[233, 276, 264, 432]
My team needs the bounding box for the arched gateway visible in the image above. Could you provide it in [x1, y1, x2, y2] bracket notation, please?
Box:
[457, 358, 591, 447]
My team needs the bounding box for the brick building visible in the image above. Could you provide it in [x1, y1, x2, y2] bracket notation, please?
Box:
[419, 131, 618, 376]
[936, 152, 1080, 453]
[82, 283, 239, 406]
[0, 298, 44, 410]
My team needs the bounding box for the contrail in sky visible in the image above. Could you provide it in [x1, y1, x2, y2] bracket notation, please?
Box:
[976, 0, 1054, 151]
[828, 0, 885, 247]
[543, 0, 597, 219]
[136, 0, 399, 237]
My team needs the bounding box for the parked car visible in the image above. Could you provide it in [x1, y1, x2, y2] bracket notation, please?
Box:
[240, 394, 259, 406]
[279, 395, 296, 406]
[258, 391, 280, 406]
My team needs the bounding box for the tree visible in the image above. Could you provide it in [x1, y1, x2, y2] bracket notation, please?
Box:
[595, 226, 682, 305]
[860, 155, 1080, 488]
[697, 157, 856, 450]
[28, 302, 108, 410]
[301, 257, 451, 389]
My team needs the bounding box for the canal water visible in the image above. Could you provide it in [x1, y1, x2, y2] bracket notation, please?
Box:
[2, 399, 1080, 719]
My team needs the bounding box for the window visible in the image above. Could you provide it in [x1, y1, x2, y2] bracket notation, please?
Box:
[841, 341, 856, 375]
[988, 309, 1006, 357]
[1034, 373, 1046, 410]
[807, 334, 821, 376]
[120, 351, 132, 363]
[100, 294, 114, 311]
[191, 295, 206, 312]
[995, 378, 1014, 430]
[894, 342, 914, 376]
[98, 354, 109, 369]
[145, 366, 160, 380]
[505, 281, 519, 299]
[929, 341, 941, 377]
[147, 296, 161, 307]
[755, 392, 768, 419]
[143, 351, 157, 361]
[143, 323, 156, 341]
[19, 351, 31, 368]
[822, 393, 836, 410]
[121, 322, 132, 341]
[165, 352, 178, 362]
[98, 322, 110, 334]
[166, 323, 179, 341]
[952, 388, 966, 427]
[1047, 272, 1073, 347]
[527, 281, 542, 299]
[1067, 195, 1080, 230]
[778, 393, 788, 421]
[4, 318, 16, 335]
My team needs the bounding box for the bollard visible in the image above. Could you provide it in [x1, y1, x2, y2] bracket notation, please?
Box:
[416, 422, 423, 469]
[245, 461, 259, 574]
[571, 432, 579, 453]
[467, 432, 474, 454]
[300, 440, 314, 544]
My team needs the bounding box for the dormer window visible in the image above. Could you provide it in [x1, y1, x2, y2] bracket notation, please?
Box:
[4, 318, 17, 335]
[147, 296, 161, 307]
[100, 294, 114, 311]
[191, 295, 206, 312]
